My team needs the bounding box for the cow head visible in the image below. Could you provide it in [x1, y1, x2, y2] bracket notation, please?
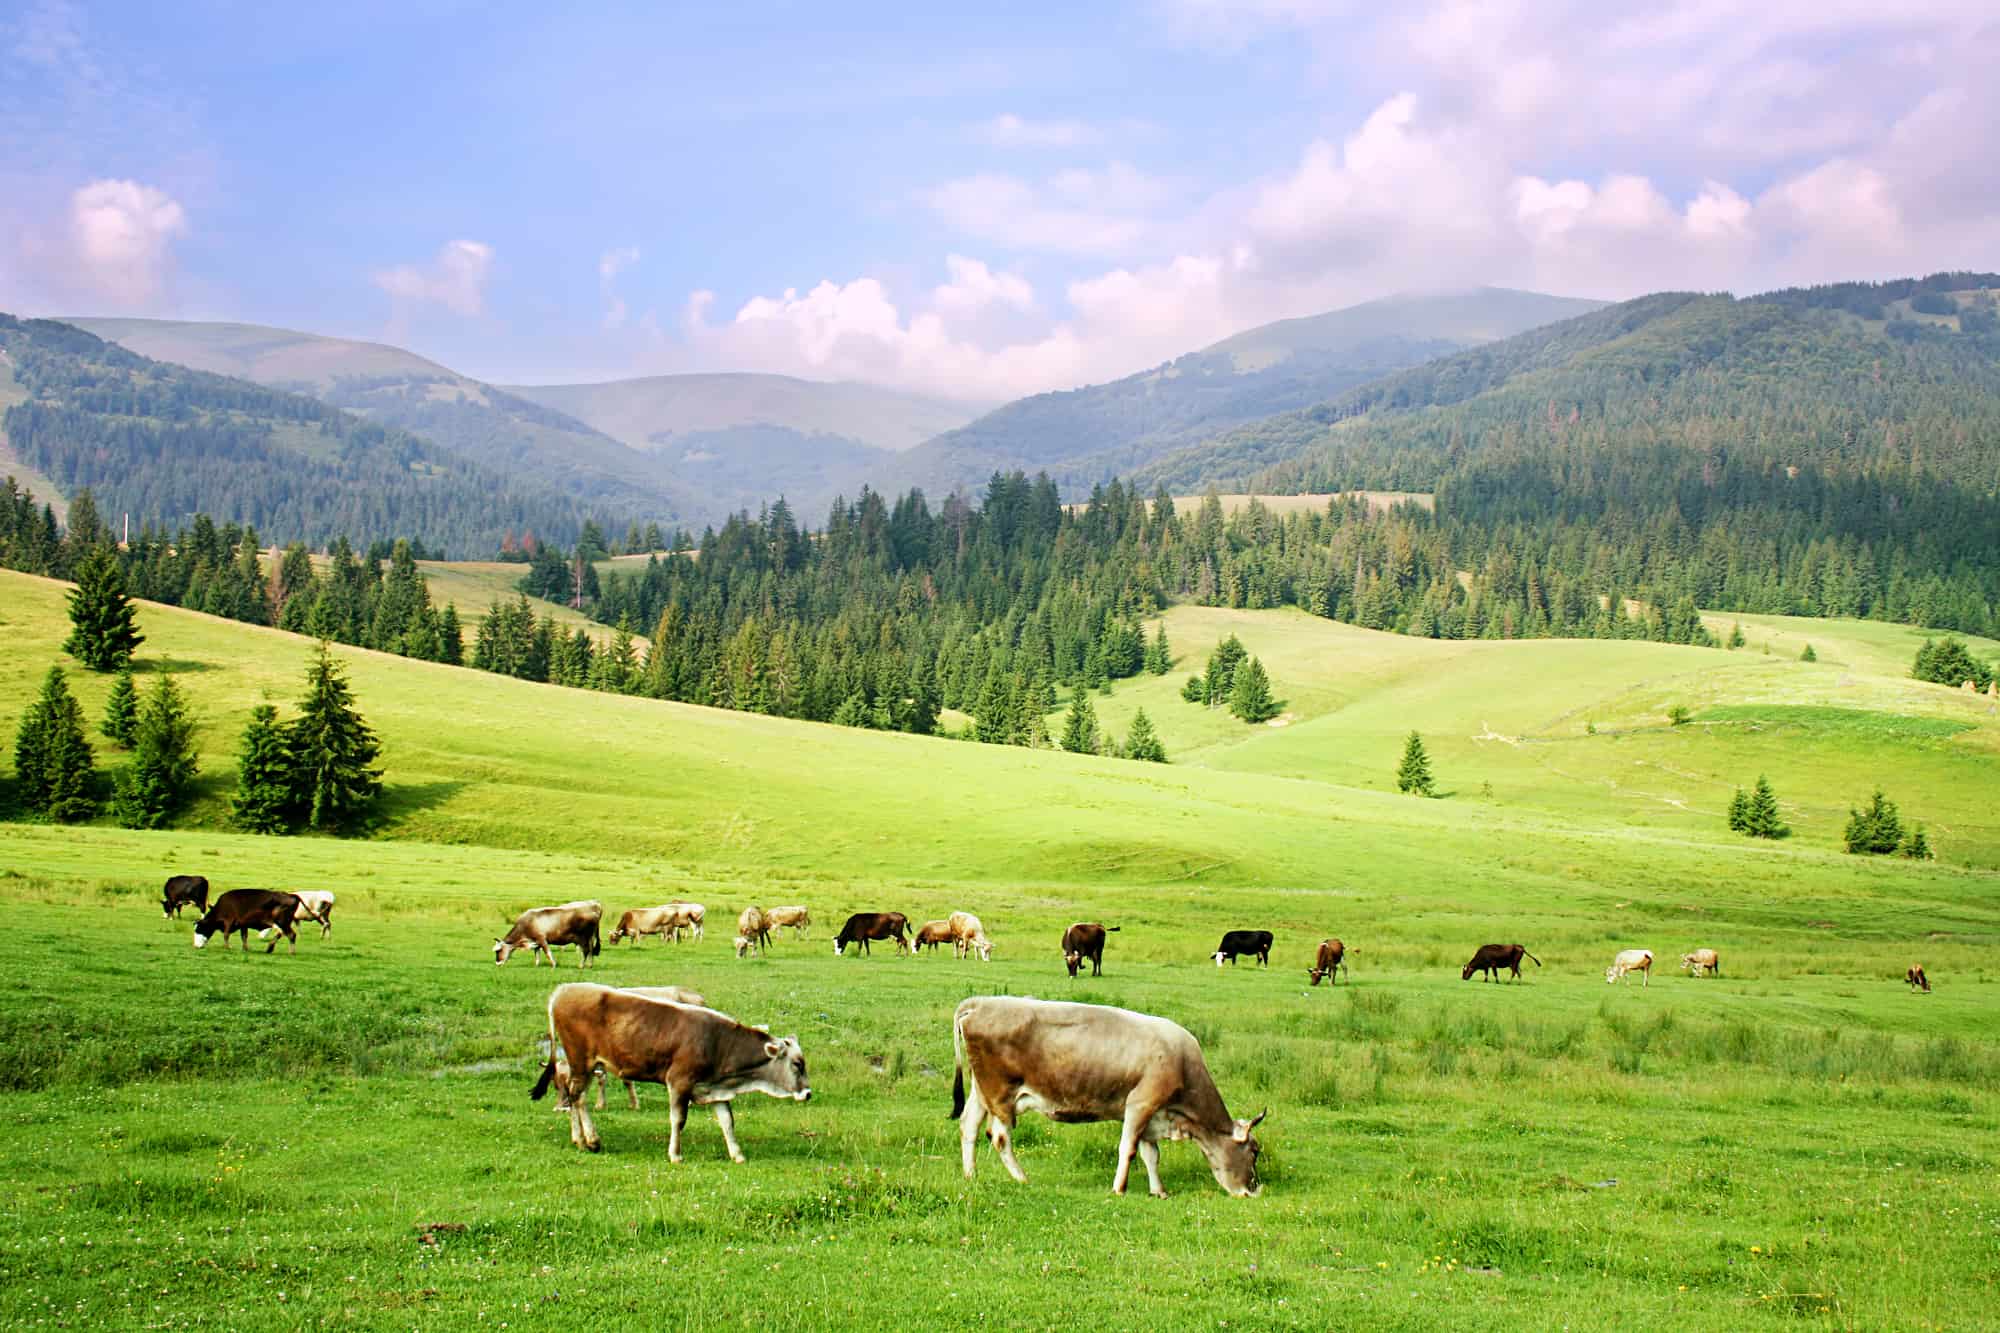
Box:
[735, 936, 751, 958]
[1064, 949, 1082, 977]
[1213, 951, 1228, 967]
[1604, 965, 1620, 984]
[1460, 961, 1477, 980]
[493, 938, 520, 965]
[833, 939, 846, 956]
[1200, 1109, 1267, 1197]
[192, 915, 219, 949]
[739, 1035, 813, 1102]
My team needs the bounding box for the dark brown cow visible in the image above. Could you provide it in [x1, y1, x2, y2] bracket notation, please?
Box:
[1462, 943, 1540, 982]
[833, 912, 909, 956]
[161, 875, 209, 919]
[193, 889, 302, 954]
[495, 901, 603, 967]
[1308, 938, 1347, 985]
[1062, 922, 1117, 977]
[1906, 965, 1931, 993]
[531, 983, 811, 1161]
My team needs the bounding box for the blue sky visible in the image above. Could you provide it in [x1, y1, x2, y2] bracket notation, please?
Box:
[4, 1, 1996, 398]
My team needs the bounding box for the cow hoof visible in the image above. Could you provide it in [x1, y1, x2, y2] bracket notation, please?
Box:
[1150, 1190, 1169, 1199]
[730, 1154, 747, 1165]
[585, 1141, 602, 1153]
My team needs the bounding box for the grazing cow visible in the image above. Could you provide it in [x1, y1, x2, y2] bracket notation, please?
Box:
[1679, 948, 1720, 977]
[737, 906, 772, 955]
[610, 904, 694, 946]
[1212, 930, 1273, 968]
[674, 902, 706, 941]
[948, 911, 993, 962]
[1062, 922, 1117, 977]
[531, 983, 810, 1161]
[763, 905, 810, 940]
[1605, 948, 1654, 987]
[950, 996, 1266, 1197]
[193, 889, 303, 955]
[494, 901, 603, 968]
[161, 875, 210, 920]
[561, 986, 708, 1111]
[1308, 938, 1347, 985]
[1461, 943, 1541, 982]
[913, 920, 954, 954]
[259, 889, 335, 942]
[1906, 965, 1931, 993]
[833, 912, 910, 956]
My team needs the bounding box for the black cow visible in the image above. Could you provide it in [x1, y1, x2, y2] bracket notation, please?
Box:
[1462, 943, 1541, 982]
[833, 912, 910, 956]
[194, 889, 304, 955]
[161, 875, 210, 919]
[1061, 922, 1117, 977]
[1212, 930, 1273, 967]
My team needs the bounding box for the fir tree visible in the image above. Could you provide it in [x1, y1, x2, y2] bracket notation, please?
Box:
[1843, 789, 1904, 855]
[829, 691, 868, 728]
[113, 674, 200, 829]
[100, 669, 138, 746]
[1060, 689, 1098, 754]
[230, 704, 293, 834]
[1912, 637, 1992, 690]
[63, 545, 145, 671]
[1800, 643, 1817, 662]
[1180, 675, 1208, 704]
[1727, 622, 1746, 649]
[1743, 774, 1788, 838]
[1727, 787, 1750, 833]
[1125, 708, 1167, 762]
[285, 642, 383, 832]
[1229, 656, 1279, 723]
[13, 666, 95, 821]
[1145, 622, 1172, 675]
[1396, 730, 1435, 796]
[1203, 636, 1246, 710]
[437, 604, 465, 666]
[1899, 825, 1932, 859]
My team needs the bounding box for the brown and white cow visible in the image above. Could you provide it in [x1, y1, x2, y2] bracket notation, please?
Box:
[950, 996, 1265, 1198]
[494, 901, 603, 968]
[531, 983, 810, 1161]
[194, 889, 303, 955]
[1462, 943, 1540, 982]
[556, 985, 708, 1111]
[833, 912, 910, 956]
[913, 920, 954, 953]
[1061, 922, 1116, 977]
[737, 906, 772, 955]
[1606, 948, 1654, 987]
[1308, 938, 1347, 985]
[610, 904, 695, 946]
[161, 874, 210, 920]
[948, 911, 993, 962]
[1906, 964, 1931, 993]
[258, 889, 335, 942]
[1679, 948, 1720, 977]
[763, 905, 810, 940]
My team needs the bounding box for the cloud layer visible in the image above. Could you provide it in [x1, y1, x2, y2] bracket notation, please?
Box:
[373, 239, 494, 321]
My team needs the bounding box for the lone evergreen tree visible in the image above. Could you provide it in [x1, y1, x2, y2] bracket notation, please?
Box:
[1727, 787, 1750, 832]
[13, 666, 96, 821]
[1800, 643, 1816, 662]
[1060, 689, 1098, 754]
[1727, 622, 1746, 649]
[1228, 656, 1279, 723]
[437, 604, 465, 667]
[1144, 623, 1172, 675]
[1396, 730, 1436, 796]
[63, 545, 145, 671]
[1842, 789, 1904, 855]
[101, 669, 139, 746]
[230, 704, 294, 834]
[285, 642, 383, 831]
[113, 674, 200, 829]
[1124, 707, 1167, 763]
[1742, 774, 1788, 838]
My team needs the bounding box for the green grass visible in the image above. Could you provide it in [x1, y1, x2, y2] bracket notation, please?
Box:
[3, 570, 1999, 1328]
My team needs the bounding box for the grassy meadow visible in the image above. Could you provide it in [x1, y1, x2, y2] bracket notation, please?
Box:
[1, 569, 1997, 1328]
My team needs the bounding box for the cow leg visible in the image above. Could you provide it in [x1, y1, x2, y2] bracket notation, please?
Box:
[712, 1102, 746, 1163]
[667, 1089, 692, 1163]
[1136, 1136, 1165, 1198]
[593, 1068, 606, 1111]
[1113, 1101, 1157, 1195]
[958, 1085, 986, 1179]
[571, 1088, 601, 1152]
[626, 1080, 640, 1112]
[989, 1109, 1027, 1184]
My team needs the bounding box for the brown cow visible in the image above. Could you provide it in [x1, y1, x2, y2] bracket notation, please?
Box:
[763, 905, 810, 940]
[1462, 943, 1540, 982]
[1679, 948, 1720, 977]
[1308, 939, 1347, 985]
[737, 906, 772, 955]
[561, 986, 708, 1111]
[950, 996, 1265, 1197]
[1062, 922, 1117, 977]
[161, 875, 210, 919]
[1906, 965, 1931, 993]
[833, 912, 909, 956]
[948, 911, 993, 962]
[531, 983, 811, 1161]
[913, 920, 954, 953]
[494, 901, 603, 967]
[609, 904, 697, 946]
[193, 889, 303, 955]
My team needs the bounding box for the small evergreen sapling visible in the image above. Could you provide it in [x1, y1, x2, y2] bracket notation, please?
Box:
[1742, 774, 1788, 838]
[1800, 644, 1816, 662]
[1144, 623, 1172, 675]
[1228, 656, 1279, 723]
[1899, 825, 1931, 859]
[1396, 731, 1436, 797]
[1125, 708, 1167, 763]
[101, 669, 139, 745]
[1060, 689, 1098, 754]
[1842, 789, 1904, 855]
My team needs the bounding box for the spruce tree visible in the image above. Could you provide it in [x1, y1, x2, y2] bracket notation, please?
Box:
[113, 674, 200, 829]
[1727, 787, 1749, 833]
[1125, 707, 1167, 763]
[1842, 789, 1904, 855]
[101, 669, 139, 746]
[1203, 636, 1246, 709]
[285, 642, 383, 832]
[63, 545, 145, 671]
[1395, 731, 1436, 796]
[13, 666, 95, 821]
[1180, 675, 1208, 704]
[1900, 825, 1931, 859]
[1727, 622, 1746, 649]
[1800, 643, 1816, 662]
[1229, 656, 1279, 723]
[437, 604, 465, 666]
[230, 704, 293, 834]
[1145, 622, 1172, 675]
[1060, 689, 1098, 754]
[1743, 774, 1788, 838]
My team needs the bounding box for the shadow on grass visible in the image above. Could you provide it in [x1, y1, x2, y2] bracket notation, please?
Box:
[134, 657, 225, 675]
[375, 779, 469, 827]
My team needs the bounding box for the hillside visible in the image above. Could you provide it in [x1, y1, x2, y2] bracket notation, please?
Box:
[0, 315, 623, 554]
[888, 287, 1601, 501]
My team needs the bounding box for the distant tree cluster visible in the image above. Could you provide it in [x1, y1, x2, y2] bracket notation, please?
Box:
[1843, 789, 1929, 858]
[1727, 775, 1789, 839]
[224, 641, 385, 835]
[1912, 637, 1994, 690]
[1179, 634, 1279, 723]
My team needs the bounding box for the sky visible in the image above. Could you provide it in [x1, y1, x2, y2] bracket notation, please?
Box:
[2, 0, 1997, 401]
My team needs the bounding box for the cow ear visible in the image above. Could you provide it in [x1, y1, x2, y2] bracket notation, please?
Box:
[764, 1040, 784, 1059]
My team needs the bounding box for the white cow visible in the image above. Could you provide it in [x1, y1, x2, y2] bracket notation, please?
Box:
[1606, 948, 1654, 986]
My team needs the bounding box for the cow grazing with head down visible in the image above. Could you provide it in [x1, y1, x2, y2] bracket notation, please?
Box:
[610, 903, 700, 946]
[834, 912, 909, 956]
[763, 905, 810, 940]
[950, 996, 1266, 1198]
[161, 875, 210, 920]
[1606, 948, 1654, 986]
[531, 983, 810, 1161]
[1062, 922, 1117, 977]
[494, 901, 603, 967]
[948, 911, 993, 962]
[913, 920, 954, 954]
[1308, 939, 1347, 985]
[1212, 930, 1272, 968]
[1462, 943, 1540, 982]
[558, 985, 707, 1111]
[737, 906, 772, 955]
[1906, 965, 1931, 993]
[1680, 948, 1720, 977]
[194, 890, 302, 955]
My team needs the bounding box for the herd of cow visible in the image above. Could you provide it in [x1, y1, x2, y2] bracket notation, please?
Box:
[158, 877, 1942, 1197]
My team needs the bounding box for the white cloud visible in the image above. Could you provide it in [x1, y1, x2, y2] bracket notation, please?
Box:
[920, 162, 1174, 257]
[64, 178, 187, 305]
[599, 245, 639, 328]
[932, 255, 1035, 321]
[977, 113, 1100, 148]
[372, 239, 493, 319]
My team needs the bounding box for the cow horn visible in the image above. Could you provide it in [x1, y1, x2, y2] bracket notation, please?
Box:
[1248, 1108, 1267, 1129]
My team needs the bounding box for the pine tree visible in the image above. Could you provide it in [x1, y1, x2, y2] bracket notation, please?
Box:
[13, 666, 95, 821]
[1396, 731, 1435, 797]
[113, 674, 200, 829]
[1728, 622, 1746, 649]
[1727, 787, 1750, 832]
[1800, 643, 1817, 662]
[1229, 656, 1279, 723]
[285, 642, 383, 832]
[1843, 789, 1904, 855]
[1900, 825, 1931, 859]
[437, 604, 465, 666]
[230, 704, 293, 834]
[63, 545, 145, 671]
[1203, 636, 1246, 709]
[1125, 708, 1167, 762]
[1743, 774, 1788, 838]
[101, 669, 139, 746]
[1180, 675, 1208, 704]
[1145, 622, 1172, 675]
[1060, 689, 1098, 754]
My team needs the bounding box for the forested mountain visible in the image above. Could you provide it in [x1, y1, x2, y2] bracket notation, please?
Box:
[886, 287, 1602, 502]
[0, 315, 629, 554]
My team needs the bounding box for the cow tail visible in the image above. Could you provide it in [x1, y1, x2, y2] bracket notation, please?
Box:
[530, 1059, 556, 1101]
[1106, 925, 1121, 932]
[1525, 950, 1542, 967]
[947, 1006, 968, 1120]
